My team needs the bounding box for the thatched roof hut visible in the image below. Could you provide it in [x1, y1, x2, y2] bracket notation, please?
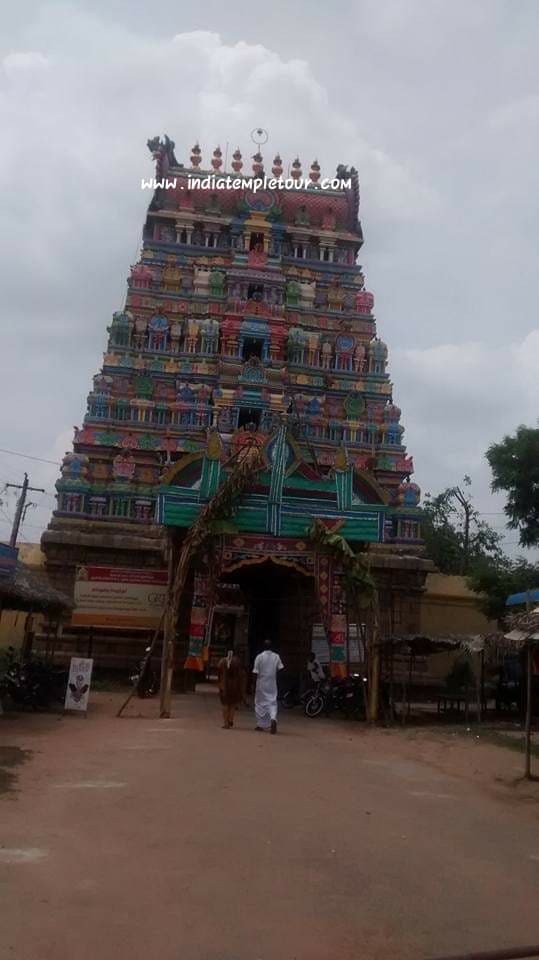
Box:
[380, 632, 504, 656]
[0, 562, 72, 615]
[504, 607, 539, 648]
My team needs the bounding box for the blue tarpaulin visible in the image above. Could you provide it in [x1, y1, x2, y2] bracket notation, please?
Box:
[506, 589, 539, 607]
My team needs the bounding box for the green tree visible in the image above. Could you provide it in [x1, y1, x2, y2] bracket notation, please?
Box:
[486, 425, 539, 548]
[422, 477, 504, 575]
[468, 556, 539, 622]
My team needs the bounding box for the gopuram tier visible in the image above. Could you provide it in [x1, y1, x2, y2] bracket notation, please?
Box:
[42, 136, 430, 675]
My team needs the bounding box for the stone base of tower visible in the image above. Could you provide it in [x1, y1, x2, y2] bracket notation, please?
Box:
[39, 516, 166, 670]
[39, 517, 433, 682]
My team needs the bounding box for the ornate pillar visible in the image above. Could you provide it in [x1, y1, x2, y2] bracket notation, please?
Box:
[184, 570, 211, 671]
[314, 554, 346, 679]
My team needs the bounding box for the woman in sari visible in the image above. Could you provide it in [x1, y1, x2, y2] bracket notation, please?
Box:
[217, 649, 245, 729]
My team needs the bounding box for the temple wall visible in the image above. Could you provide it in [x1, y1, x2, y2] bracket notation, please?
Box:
[419, 574, 496, 637]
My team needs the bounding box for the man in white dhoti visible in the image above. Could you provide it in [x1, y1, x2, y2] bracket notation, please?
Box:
[253, 639, 284, 734]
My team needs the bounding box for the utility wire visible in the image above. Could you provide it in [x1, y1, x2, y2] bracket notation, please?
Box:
[0, 447, 61, 466]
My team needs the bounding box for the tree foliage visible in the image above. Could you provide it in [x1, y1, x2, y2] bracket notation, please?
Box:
[422, 477, 504, 575]
[486, 425, 539, 548]
[467, 556, 539, 622]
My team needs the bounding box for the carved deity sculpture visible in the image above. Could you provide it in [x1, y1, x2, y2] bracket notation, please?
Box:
[170, 320, 184, 352]
[299, 280, 316, 308]
[133, 317, 147, 350]
[285, 280, 300, 307]
[162, 264, 182, 292]
[321, 339, 333, 369]
[61, 452, 89, 480]
[209, 269, 226, 297]
[356, 290, 375, 314]
[186, 318, 200, 353]
[353, 343, 366, 372]
[113, 453, 136, 481]
[307, 332, 320, 366]
[322, 208, 336, 230]
[193, 268, 210, 295]
[295, 204, 310, 226]
[328, 281, 345, 310]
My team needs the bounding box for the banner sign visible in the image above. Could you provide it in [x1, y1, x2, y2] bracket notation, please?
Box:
[0, 543, 18, 581]
[312, 623, 365, 666]
[72, 565, 168, 629]
[64, 657, 93, 713]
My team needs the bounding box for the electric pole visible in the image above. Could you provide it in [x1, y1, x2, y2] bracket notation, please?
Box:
[6, 473, 45, 547]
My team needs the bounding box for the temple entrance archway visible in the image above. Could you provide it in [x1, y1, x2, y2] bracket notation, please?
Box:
[216, 558, 317, 684]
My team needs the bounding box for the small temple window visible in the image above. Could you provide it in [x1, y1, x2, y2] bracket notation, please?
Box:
[115, 403, 130, 421]
[134, 500, 154, 522]
[242, 337, 264, 360]
[89, 497, 107, 518]
[179, 228, 188, 244]
[296, 243, 304, 259]
[237, 407, 261, 430]
[91, 399, 110, 419]
[63, 493, 83, 513]
[249, 231, 265, 252]
[247, 283, 264, 302]
[154, 408, 168, 425]
[192, 223, 204, 245]
[111, 498, 131, 519]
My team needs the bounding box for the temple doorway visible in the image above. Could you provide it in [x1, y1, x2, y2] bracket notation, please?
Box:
[221, 559, 317, 684]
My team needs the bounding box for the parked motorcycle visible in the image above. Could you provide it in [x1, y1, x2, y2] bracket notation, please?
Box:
[304, 674, 367, 719]
[281, 682, 316, 710]
[130, 646, 159, 698]
[0, 648, 67, 711]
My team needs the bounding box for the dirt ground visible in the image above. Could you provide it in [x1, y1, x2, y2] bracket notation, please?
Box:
[1, 688, 539, 960]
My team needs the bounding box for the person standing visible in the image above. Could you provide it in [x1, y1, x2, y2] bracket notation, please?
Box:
[307, 651, 325, 687]
[217, 649, 245, 729]
[253, 638, 284, 734]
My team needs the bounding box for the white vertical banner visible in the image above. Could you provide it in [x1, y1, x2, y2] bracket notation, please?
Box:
[311, 624, 330, 664]
[64, 658, 94, 713]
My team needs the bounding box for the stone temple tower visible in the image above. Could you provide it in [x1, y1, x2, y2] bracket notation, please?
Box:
[42, 135, 428, 677]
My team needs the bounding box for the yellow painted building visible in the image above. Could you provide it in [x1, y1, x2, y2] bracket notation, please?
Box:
[420, 573, 496, 636]
[419, 573, 497, 680]
[0, 543, 45, 649]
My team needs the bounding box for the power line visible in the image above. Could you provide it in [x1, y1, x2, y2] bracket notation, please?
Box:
[0, 447, 61, 466]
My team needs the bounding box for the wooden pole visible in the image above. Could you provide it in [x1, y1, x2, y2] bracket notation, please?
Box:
[117, 610, 165, 717]
[368, 591, 381, 723]
[476, 651, 483, 723]
[345, 604, 350, 679]
[401, 674, 406, 726]
[524, 643, 533, 780]
[407, 650, 414, 721]
[357, 618, 370, 720]
[87, 628, 94, 660]
[160, 532, 176, 719]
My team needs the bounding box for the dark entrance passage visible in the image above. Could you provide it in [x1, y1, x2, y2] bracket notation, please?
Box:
[223, 560, 316, 683]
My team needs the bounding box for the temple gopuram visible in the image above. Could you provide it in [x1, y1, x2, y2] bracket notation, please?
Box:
[42, 135, 431, 678]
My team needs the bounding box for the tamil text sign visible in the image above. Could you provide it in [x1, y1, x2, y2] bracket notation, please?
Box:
[72, 565, 167, 629]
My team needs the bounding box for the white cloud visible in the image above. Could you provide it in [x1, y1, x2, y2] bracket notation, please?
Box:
[391, 331, 539, 555]
[0, 4, 537, 558]
[2, 50, 49, 74]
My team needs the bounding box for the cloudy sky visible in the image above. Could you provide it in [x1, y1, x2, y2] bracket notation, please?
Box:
[0, 0, 537, 555]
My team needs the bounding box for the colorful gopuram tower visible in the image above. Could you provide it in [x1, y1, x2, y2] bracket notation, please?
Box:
[42, 135, 428, 674]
